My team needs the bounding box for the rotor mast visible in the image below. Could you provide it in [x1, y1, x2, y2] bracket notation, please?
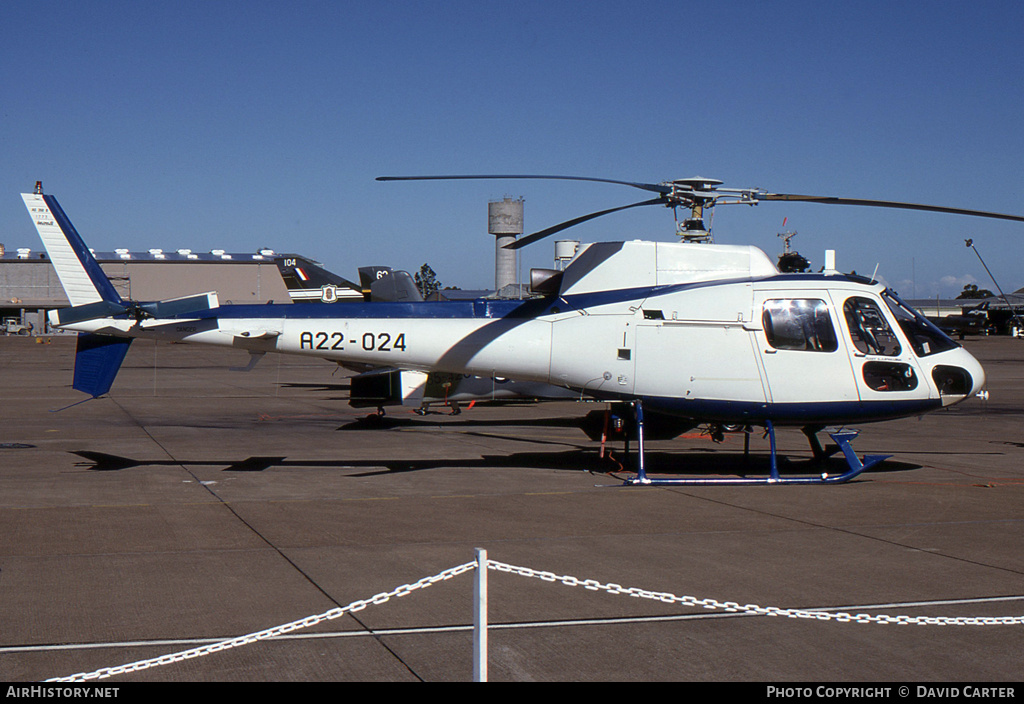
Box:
[666, 177, 722, 243]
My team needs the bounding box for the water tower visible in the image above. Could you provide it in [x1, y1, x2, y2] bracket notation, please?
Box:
[488, 197, 523, 295]
[554, 240, 579, 270]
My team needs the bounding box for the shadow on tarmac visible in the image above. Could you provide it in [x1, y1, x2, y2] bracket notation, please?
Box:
[69, 446, 923, 482]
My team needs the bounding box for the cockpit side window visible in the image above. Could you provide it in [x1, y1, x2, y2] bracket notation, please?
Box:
[843, 297, 901, 356]
[762, 299, 838, 352]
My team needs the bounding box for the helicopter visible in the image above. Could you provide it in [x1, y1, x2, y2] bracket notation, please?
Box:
[23, 175, 1021, 485]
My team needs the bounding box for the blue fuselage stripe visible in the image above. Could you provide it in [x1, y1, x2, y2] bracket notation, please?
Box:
[192, 272, 877, 322]
[597, 394, 941, 425]
[194, 297, 558, 320]
[641, 395, 941, 425]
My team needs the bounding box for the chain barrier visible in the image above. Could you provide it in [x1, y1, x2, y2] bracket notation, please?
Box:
[46, 555, 1023, 682]
[47, 560, 477, 683]
[486, 559, 1024, 627]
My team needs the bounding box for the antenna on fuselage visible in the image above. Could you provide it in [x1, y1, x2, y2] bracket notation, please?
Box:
[776, 223, 810, 273]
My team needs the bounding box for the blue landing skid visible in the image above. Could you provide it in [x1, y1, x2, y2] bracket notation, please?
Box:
[622, 405, 890, 486]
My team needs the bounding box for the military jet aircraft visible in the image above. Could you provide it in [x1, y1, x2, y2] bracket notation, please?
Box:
[925, 301, 991, 339]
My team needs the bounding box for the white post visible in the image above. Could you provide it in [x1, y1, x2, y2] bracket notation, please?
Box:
[473, 548, 488, 682]
[824, 249, 836, 274]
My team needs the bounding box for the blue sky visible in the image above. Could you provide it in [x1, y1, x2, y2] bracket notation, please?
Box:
[3, 1, 1023, 296]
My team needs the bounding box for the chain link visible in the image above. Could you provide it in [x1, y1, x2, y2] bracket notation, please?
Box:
[486, 560, 1024, 627]
[47, 560, 477, 682]
[47, 556, 1024, 682]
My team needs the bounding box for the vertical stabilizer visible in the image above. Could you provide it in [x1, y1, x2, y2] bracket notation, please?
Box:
[274, 255, 364, 303]
[22, 189, 133, 398]
[73, 334, 133, 397]
[21, 192, 123, 306]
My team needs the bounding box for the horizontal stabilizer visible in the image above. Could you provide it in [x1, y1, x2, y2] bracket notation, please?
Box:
[52, 300, 131, 326]
[50, 291, 219, 327]
[73, 334, 133, 397]
[137, 291, 219, 318]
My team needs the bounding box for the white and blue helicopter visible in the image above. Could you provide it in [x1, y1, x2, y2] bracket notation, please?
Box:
[23, 175, 1020, 485]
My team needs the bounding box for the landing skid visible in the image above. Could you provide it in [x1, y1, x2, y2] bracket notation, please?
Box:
[621, 402, 889, 486]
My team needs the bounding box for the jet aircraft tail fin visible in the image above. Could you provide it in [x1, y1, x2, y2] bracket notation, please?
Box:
[358, 266, 423, 302]
[273, 255, 423, 304]
[274, 254, 365, 303]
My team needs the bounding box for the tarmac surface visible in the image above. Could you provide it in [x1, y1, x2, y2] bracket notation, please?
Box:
[1, 334, 1022, 683]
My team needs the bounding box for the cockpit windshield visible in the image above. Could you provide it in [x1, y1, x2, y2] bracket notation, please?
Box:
[882, 289, 959, 357]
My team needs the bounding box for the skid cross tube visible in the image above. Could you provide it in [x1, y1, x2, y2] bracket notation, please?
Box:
[623, 404, 888, 486]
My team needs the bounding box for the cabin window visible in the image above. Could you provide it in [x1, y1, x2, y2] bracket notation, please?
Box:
[843, 297, 901, 356]
[862, 361, 918, 391]
[762, 299, 838, 352]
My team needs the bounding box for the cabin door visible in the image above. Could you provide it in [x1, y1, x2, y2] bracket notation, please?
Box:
[754, 292, 859, 407]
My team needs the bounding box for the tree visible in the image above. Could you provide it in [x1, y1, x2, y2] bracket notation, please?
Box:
[956, 283, 994, 299]
[414, 263, 441, 298]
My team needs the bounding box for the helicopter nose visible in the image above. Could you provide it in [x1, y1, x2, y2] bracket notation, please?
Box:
[930, 348, 986, 405]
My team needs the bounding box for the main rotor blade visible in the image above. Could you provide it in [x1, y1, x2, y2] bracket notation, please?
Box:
[377, 174, 672, 195]
[505, 197, 667, 250]
[754, 193, 1024, 223]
